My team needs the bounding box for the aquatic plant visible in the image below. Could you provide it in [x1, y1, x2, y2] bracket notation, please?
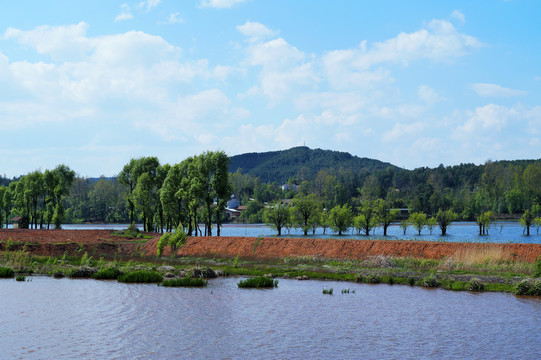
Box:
[92, 267, 123, 280]
[322, 287, 333, 295]
[161, 277, 207, 287]
[67, 267, 97, 278]
[16, 275, 26, 282]
[341, 288, 355, 294]
[238, 276, 278, 288]
[515, 278, 541, 296]
[422, 274, 440, 288]
[468, 278, 484, 291]
[0, 267, 15, 278]
[118, 270, 163, 283]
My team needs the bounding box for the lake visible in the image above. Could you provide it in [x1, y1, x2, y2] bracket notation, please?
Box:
[52, 222, 541, 244]
[1, 276, 540, 359]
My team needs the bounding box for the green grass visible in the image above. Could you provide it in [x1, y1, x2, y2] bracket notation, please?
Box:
[16, 275, 26, 282]
[118, 270, 163, 283]
[0, 267, 15, 278]
[161, 277, 208, 287]
[238, 276, 278, 288]
[92, 267, 123, 280]
[322, 288, 333, 295]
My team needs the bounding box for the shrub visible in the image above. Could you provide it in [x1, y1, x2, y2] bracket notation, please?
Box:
[118, 270, 163, 283]
[238, 276, 278, 288]
[468, 278, 484, 291]
[161, 277, 207, 287]
[0, 267, 15, 278]
[125, 224, 141, 237]
[422, 274, 440, 288]
[67, 267, 96, 278]
[157, 233, 170, 257]
[515, 278, 541, 296]
[93, 267, 123, 280]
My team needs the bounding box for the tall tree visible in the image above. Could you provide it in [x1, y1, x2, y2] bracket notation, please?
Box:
[328, 204, 353, 235]
[292, 194, 321, 235]
[375, 199, 398, 236]
[264, 201, 290, 236]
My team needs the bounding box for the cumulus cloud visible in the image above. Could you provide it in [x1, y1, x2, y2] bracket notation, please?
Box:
[237, 21, 276, 42]
[4, 22, 92, 61]
[115, 4, 133, 21]
[454, 104, 519, 137]
[471, 83, 526, 97]
[199, 0, 247, 8]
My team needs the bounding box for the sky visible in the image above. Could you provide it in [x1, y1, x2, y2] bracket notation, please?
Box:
[1, 0, 540, 177]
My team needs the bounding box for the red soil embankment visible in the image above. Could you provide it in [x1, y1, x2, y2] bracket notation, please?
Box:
[1, 229, 540, 263]
[0, 229, 160, 257]
[144, 236, 541, 263]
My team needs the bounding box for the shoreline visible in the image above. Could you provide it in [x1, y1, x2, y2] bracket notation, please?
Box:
[1, 229, 540, 295]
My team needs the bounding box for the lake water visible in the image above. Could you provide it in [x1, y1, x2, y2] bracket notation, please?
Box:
[54, 222, 541, 244]
[1, 276, 540, 359]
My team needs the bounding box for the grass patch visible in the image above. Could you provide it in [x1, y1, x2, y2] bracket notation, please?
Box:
[161, 277, 208, 287]
[322, 288, 333, 295]
[118, 270, 163, 283]
[0, 267, 15, 278]
[92, 267, 123, 280]
[16, 275, 26, 281]
[238, 276, 278, 288]
[515, 278, 541, 296]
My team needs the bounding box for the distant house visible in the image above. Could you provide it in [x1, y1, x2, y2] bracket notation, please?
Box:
[281, 184, 298, 192]
[226, 195, 244, 220]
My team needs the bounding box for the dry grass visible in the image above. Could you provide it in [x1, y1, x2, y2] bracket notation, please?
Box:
[452, 246, 506, 265]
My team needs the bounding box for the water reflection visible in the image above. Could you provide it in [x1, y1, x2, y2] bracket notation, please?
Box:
[1, 277, 540, 359]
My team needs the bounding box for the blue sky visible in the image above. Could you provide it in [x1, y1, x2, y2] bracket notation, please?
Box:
[1, 0, 540, 177]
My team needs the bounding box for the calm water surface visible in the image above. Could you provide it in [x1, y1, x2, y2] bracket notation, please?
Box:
[1, 276, 540, 359]
[32, 222, 539, 244]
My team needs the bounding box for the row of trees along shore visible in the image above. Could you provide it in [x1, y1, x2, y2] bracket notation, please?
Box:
[262, 197, 541, 236]
[1, 152, 541, 236]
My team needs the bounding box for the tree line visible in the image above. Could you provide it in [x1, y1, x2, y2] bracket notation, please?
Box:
[1, 152, 541, 236]
[0, 151, 231, 236]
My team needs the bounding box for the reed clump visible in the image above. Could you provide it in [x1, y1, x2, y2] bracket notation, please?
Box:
[161, 277, 207, 287]
[118, 270, 163, 283]
[0, 267, 15, 278]
[92, 267, 123, 280]
[238, 276, 278, 288]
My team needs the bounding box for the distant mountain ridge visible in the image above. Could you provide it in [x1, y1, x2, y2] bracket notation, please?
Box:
[228, 146, 398, 183]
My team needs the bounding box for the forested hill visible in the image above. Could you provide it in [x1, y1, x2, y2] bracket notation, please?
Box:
[228, 146, 398, 183]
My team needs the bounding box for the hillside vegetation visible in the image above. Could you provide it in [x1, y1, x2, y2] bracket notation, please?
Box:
[228, 146, 396, 183]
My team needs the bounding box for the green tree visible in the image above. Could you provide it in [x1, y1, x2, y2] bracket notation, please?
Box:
[426, 216, 437, 234]
[520, 209, 534, 236]
[436, 209, 457, 236]
[375, 199, 398, 236]
[292, 194, 321, 235]
[476, 211, 494, 235]
[263, 201, 290, 236]
[356, 201, 376, 235]
[328, 204, 353, 235]
[408, 212, 427, 235]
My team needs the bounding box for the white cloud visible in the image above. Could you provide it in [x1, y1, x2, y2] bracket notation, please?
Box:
[418, 85, 445, 104]
[237, 21, 276, 42]
[4, 22, 92, 61]
[137, 0, 161, 12]
[451, 10, 466, 24]
[115, 4, 133, 22]
[454, 104, 520, 137]
[471, 83, 526, 97]
[382, 122, 424, 142]
[351, 18, 481, 70]
[161, 12, 184, 25]
[199, 0, 247, 8]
